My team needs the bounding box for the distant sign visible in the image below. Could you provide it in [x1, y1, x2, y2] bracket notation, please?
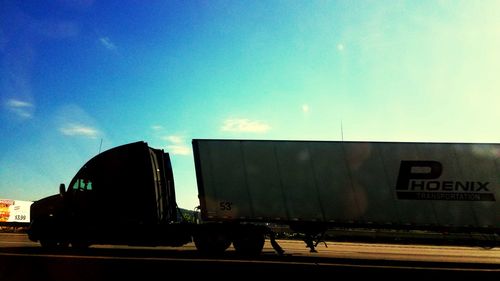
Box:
[0, 199, 33, 223]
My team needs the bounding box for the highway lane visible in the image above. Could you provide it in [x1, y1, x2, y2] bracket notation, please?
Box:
[0, 233, 498, 280]
[1, 233, 499, 264]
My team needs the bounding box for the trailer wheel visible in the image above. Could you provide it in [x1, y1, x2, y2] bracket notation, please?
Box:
[193, 230, 231, 255]
[233, 231, 265, 256]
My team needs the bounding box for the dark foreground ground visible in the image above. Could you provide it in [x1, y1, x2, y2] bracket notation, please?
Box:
[0, 233, 499, 280]
[0, 248, 499, 280]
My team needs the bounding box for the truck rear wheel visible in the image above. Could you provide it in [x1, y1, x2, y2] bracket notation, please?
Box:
[193, 230, 231, 255]
[233, 231, 265, 256]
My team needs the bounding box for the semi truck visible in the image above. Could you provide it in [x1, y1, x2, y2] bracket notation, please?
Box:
[28, 140, 500, 254]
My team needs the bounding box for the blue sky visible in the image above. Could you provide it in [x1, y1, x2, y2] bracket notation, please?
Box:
[1, 1, 500, 209]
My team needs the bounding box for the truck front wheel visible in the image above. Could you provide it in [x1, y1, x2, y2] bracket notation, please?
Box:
[40, 239, 69, 249]
[71, 241, 90, 250]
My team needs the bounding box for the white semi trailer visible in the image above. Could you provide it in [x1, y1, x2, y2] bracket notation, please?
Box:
[28, 140, 499, 254]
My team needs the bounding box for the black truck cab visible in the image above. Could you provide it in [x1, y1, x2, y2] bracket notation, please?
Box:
[28, 141, 187, 248]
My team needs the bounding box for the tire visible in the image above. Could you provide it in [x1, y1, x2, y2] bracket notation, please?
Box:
[40, 239, 69, 249]
[233, 231, 265, 256]
[193, 230, 231, 255]
[71, 240, 91, 250]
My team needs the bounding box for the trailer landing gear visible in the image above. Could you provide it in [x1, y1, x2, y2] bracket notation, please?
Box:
[268, 230, 285, 255]
[304, 231, 327, 253]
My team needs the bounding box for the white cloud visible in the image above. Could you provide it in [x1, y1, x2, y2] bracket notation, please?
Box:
[99, 37, 116, 50]
[221, 118, 271, 133]
[337, 43, 344, 51]
[162, 135, 183, 144]
[7, 99, 32, 108]
[151, 125, 164, 131]
[166, 145, 191, 155]
[162, 135, 191, 155]
[60, 123, 99, 138]
[6, 99, 34, 119]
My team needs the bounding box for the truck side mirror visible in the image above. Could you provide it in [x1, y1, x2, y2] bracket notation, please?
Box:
[59, 183, 66, 196]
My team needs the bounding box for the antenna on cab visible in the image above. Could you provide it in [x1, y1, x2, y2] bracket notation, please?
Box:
[341, 120, 344, 142]
[98, 138, 103, 154]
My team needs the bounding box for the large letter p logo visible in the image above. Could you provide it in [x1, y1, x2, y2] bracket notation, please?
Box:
[396, 161, 442, 190]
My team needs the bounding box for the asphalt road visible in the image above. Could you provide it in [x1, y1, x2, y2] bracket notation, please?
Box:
[0, 233, 498, 280]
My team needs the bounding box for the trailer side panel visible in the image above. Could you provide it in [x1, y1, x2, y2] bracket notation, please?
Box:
[193, 140, 499, 232]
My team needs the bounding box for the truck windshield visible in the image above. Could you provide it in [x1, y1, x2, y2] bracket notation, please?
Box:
[72, 178, 93, 191]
